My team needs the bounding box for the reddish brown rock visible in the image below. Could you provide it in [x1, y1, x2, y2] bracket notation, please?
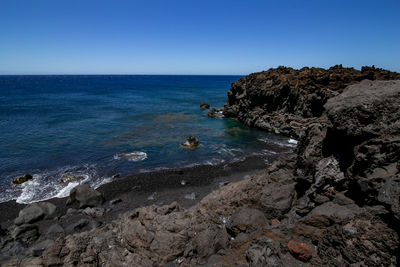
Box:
[270, 218, 280, 225]
[287, 240, 312, 261]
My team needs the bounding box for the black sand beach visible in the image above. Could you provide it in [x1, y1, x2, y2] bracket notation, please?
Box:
[0, 153, 283, 228]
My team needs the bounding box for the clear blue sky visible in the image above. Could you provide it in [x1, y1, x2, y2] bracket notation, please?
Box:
[0, 0, 399, 75]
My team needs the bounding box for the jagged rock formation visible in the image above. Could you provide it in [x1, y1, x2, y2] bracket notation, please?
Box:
[2, 71, 400, 266]
[224, 65, 400, 138]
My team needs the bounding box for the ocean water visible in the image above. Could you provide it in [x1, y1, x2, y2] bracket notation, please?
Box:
[0, 75, 294, 203]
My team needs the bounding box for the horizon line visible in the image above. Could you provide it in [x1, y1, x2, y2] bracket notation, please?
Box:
[0, 73, 245, 76]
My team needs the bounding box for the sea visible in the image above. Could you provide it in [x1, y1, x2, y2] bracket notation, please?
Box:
[0, 75, 296, 204]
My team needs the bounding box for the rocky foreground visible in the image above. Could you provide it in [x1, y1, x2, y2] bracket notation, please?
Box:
[2, 66, 400, 266]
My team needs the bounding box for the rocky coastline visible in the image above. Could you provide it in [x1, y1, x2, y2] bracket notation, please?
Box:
[2, 65, 400, 266]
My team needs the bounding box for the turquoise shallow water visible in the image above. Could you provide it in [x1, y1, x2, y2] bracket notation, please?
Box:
[0, 75, 294, 203]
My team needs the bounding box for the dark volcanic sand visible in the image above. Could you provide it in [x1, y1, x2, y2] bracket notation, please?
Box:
[0, 153, 286, 229]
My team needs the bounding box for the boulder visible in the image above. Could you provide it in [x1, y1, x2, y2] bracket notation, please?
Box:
[261, 183, 296, 219]
[227, 207, 268, 236]
[200, 102, 210, 109]
[287, 240, 312, 261]
[67, 184, 104, 208]
[12, 174, 32, 185]
[181, 136, 199, 148]
[14, 202, 57, 225]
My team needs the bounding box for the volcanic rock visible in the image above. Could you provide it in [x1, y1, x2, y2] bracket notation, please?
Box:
[200, 102, 210, 109]
[67, 184, 104, 208]
[12, 174, 32, 185]
[181, 136, 199, 148]
[14, 202, 57, 225]
[287, 240, 312, 261]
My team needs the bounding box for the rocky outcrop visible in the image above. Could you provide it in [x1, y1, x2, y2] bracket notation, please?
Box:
[224, 65, 400, 138]
[2, 72, 400, 266]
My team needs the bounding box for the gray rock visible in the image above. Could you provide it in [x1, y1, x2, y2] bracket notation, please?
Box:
[227, 207, 268, 236]
[29, 239, 54, 256]
[67, 184, 104, 208]
[261, 183, 296, 219]
[378, 178, 400, 220]
[11, 224, 38, 244]
[191, 224, 229, 264]
[46, 224, 64, 239]
[65, 219, 101, 234]
[14, 202, 57, 225]
[246, 237, 283, 267]
[314, 156, 344, 189]
[81, 207, 105, 218]
[309, 201, 364, 220]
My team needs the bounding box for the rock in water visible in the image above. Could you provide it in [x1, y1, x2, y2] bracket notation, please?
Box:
[181, 136, 199, 148]
[14, 202, 57, 225]
[60, 174, 85, 184]
[206, 108, 224, 118]
[12, 174, 32, 184]
[67, 184, 104, 208]
[200, 102, 210, 109]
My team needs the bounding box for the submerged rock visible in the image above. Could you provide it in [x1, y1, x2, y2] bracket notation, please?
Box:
[12, 174, 32, 185]
[200, 102, 210, 109]
[181, 136, 199, 148]
[206, 108, 224, 118]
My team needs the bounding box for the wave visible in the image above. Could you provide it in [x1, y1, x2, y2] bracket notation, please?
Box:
[0, 165, 114, 204]
[113, 151, 147, 162]
[257, 137, 298, 147]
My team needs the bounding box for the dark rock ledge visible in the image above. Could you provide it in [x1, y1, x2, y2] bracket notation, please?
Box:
[1, 66, 400, 266]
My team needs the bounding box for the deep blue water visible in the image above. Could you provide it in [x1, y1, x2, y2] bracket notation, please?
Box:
[0, 75, 294, 203]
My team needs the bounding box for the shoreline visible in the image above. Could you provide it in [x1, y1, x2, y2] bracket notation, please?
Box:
[0, 152, 286, 228]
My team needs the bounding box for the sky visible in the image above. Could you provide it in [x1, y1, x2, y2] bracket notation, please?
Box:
[0, 0, 399, 75]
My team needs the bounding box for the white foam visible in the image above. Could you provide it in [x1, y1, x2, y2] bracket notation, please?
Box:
[258, 137, 298, 147]
[10, 164, 111, 204]
[288, 139, 298, 145]
[16, 178, 41, 204]
[54, 181, 80, 198]
[114, 151, 147, 162]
